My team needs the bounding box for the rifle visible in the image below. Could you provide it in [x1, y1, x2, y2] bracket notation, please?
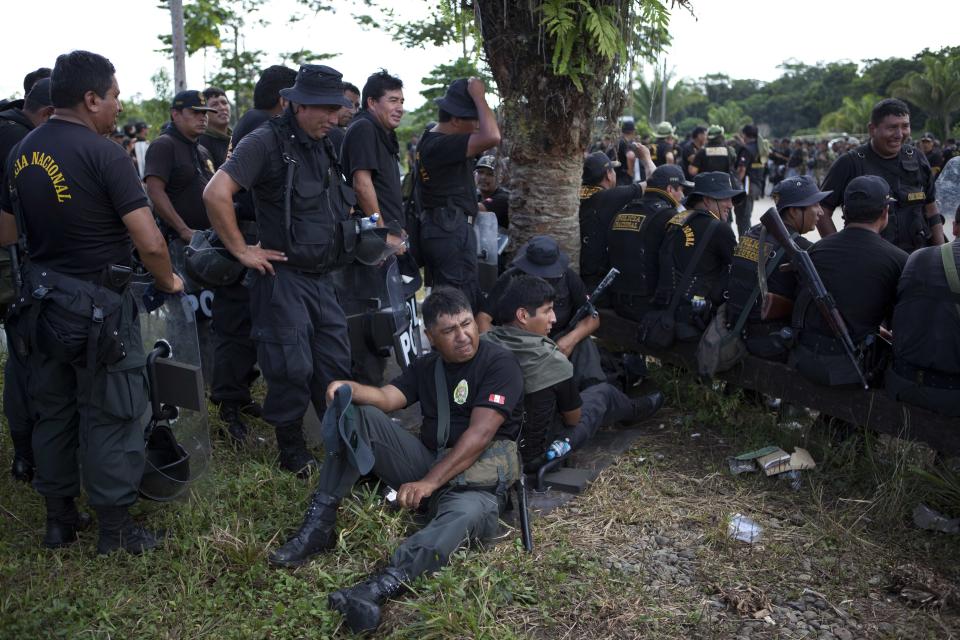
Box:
[556, 267, 619, 336]
[759, 207, 868, 389]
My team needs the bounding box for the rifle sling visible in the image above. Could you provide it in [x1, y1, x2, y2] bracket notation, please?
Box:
[940, 242, 960, 320]
[665, 215, 720, 315]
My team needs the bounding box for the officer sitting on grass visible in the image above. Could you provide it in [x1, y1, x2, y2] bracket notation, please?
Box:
[268, 287, 524, 634]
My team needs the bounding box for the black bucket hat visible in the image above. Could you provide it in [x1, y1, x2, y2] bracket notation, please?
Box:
[434, 79, 478, 119]
[511, 235, 569, 279]
[280, 64, 353, 108]
[684, 171, 745, 205]
[773, 175, 832, 211]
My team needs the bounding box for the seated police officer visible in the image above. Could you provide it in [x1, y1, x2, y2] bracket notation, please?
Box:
[887, 211, 960, 415]
[578, 151, 646, 289]
[204, 65, 398, 475]
[0, 50, 183, 553]
[653, 171, 741, 340]
[484, 275, 663, 467]
[725, 175, 831, 360]
[607, 164, 692, 322]
[267, 287, 524, 634]
[791, 175, 908, 386]
[477, 235, 605, 389]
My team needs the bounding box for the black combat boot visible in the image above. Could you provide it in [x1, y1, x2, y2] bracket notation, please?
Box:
[268, 491, 339, 567]
[94, 505, 163, 555]
[43, 496, 87, 549]
[217, 402, 250, 445]
[11, 455, 34, 483]
[620, 390, 665, 425]
[274, 423, 318, 477]
[327, 566, 410, 634]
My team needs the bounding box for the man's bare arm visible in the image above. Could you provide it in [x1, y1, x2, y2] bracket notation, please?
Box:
[352, 169, 381, 218]
[561, 407, 581, 428]
[325, 380, 408, 414]
[123, 207, 183, 294]
[146, 177, 194, 243]
[817, 205, 839, 236]
[466, 79, 501, 158]
[203, 170, 286, 274]
[476, 311, 494, 333]
[555, 314, 600, 358]
[396, 406, 504, 509]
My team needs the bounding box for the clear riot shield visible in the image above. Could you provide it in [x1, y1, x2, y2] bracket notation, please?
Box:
[384, 256, 423, 368]
[130, 280, 210, 502]
[937, 156, 960, 231]
[475, 210, 499, 293]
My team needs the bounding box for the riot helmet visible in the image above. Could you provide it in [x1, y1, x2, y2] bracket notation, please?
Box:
[139, 423, 192, 502]
[184, 229, 246, 288]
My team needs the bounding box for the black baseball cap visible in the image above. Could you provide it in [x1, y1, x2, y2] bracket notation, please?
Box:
[582, 151, 620, 185]
[774, 175, 832, 211]
[171, 90, 217, 112]
[25, 78, 52, 107]
[647, 164, 694, 189]
[843, 175, 896, 214]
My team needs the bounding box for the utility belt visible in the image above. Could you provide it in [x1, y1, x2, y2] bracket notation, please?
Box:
[894, 361, 960, 390]
[6, 262, 132, 369]
[272, 260, 337, 277]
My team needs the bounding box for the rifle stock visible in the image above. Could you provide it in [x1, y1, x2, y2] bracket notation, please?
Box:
[759, 208, 868, 389]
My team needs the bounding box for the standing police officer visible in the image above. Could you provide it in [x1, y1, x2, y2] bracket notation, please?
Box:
[0, 50, 183, 553]
[818, 98, 945, 251]
[0, 77, 54, 483]
[607, 164, 691, 321]
[204, 65, 396, 476]
[417, 78, 500, 309]
[734, 124, 764, 238]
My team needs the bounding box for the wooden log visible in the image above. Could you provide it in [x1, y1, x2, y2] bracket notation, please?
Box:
[595, 309, 960, 455]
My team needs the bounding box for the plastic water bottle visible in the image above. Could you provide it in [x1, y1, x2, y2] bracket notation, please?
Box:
[359, 213, 380, 230]
[545, 438, 571, 460]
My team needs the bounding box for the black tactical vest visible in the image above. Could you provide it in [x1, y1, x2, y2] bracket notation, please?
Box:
[259, 116, 358, 273]
[700, 144, 734, 174]
[607, 189, 677, 298]
[850, 143, 932, 252]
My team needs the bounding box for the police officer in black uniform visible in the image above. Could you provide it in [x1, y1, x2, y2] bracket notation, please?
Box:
[204, 64, 399, 475]
[819, 98, 945, 251]
[688, 125, 736, 180]
[198, 87, 233, 170]
[791, 176, 908, 386]
[578, 151, 645, 288]
[417, 78, 500, 310]
[607, 164, 692, 321]
[206, 65, 296, 444]
[654, 172, 741, 339]
[268, 287, 524, 634]
[887, 213, 960, 415]
[0, 77, 54, 482]
[0, 50, 183, 553]
[734, 124, 764, 238]
[725, 176, 831, 360]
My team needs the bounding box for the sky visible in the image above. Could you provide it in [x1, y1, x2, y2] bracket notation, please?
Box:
[2, 0, 957, 110]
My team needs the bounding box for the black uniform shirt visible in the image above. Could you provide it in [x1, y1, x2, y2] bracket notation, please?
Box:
[822, 145, 937, 212]
[737, 140, 763, 183]
[198, 128, 231, 169]
[725, 222, 813, 323]
[691, 144, 735, 174]
[478, 186, 510, 229]
[417, 130, 476, 214]
[221, 111, 332, 254]
[653, 140, 674, 167]
[578, 184, 642, 280]
[143, 127, 215, 231]
[0, 108, 34, 187]
[341, 110, 403, 226]
[0, 119, 146, 275]
[615, 137, 635, 185]
[391, 339, 524, 450]
[523, 375, 581, 450]
[656, 208, 737, 305]
[892, 241, 960, 374]
[607, 188, 679, 298]
[481, 267, 588, 338]
[804, 227, 908, 341]
[230, 108, 273, 223]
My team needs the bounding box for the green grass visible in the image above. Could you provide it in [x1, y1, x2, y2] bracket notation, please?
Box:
[2, 358, 959, 638]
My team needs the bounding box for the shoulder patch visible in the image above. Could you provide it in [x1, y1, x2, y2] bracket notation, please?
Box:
[611, 212, 645, 232]
[706, 146, 728, 157]
[733, 236, 760, 262]
[667, 212, 686, 226]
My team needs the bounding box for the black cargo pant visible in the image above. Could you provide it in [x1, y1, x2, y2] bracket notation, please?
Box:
[210, 279, 258, 407]
[318, 405, 500, 579]
[29, 294, 149, 506]
[4, 344, 34, 465]
[420, 208, 481, 310]
[249, 269, 351, 427]
[562, 382, 635, 450]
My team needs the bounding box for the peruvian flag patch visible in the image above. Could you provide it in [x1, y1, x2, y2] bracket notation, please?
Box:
[488, 393, 506, 405]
